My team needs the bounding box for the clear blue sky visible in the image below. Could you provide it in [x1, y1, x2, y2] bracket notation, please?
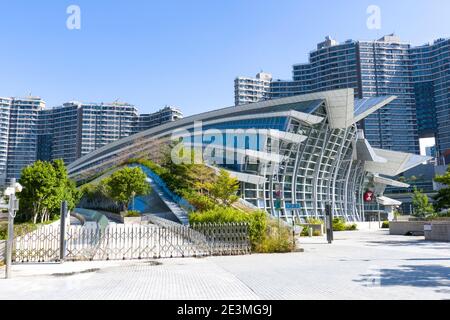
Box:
[1, 0, 449, 116]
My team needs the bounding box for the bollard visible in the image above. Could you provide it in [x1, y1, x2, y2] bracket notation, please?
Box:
[59, 201, 68, 262]
[325, 204, 334, 244]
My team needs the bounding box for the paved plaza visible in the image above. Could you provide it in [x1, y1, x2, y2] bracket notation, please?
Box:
[1, 229, 449, 300]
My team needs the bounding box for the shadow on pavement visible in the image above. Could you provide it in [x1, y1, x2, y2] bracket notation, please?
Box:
[364, 239, 450, 250]
[355, 264, 450, 290]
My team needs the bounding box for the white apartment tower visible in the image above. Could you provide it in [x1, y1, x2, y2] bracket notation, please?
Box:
[0, 96, 46, 185]
[234, 72, 272, 106]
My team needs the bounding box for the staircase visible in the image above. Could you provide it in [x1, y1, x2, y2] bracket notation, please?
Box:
[131, 164, 192, 225]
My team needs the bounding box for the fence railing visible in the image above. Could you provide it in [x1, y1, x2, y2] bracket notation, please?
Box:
[13, 226, 61, 263]
[65, 224, 211, 260]
[145, 215, 212, 256]
[0, 240, 6, 263]
[13, 218, 251, 263]
[192, 223, 251, 256]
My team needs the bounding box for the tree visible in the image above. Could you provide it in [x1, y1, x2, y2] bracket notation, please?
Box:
[186, 165, 216, 195]
[209, 169, 240, 206]
[103, 167, 151, 213]
[46, 160, 81, 222]
[18, 161, 57, 224]
[18, 160, 81, 224]
[412, 188, 435, 219]
[433, 166, 450, 212]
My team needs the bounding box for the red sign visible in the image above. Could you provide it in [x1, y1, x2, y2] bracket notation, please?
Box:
[364, 191, 375, 203]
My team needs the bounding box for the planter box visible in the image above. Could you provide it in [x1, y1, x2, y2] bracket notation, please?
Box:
[123, 216, 143, 225]
[300, 224, 324, 236]
[424, 222, 450, 242]
[389, 221, 426, 236]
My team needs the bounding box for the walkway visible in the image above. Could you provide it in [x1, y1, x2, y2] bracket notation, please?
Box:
[1, 230, 449, 300]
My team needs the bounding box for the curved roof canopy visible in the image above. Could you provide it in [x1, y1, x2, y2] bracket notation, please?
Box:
[365, 149, 432, 176]
[68, 88, 402, 176]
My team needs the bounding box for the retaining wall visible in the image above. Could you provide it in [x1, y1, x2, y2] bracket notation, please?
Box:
[424, 222, 450, 242]
[389, 221, 426, 235]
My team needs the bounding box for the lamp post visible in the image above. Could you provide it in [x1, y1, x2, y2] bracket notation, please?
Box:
[377, 194, 381, 229]
[131, 191, 136, 211]
[2, 178, 23, 279]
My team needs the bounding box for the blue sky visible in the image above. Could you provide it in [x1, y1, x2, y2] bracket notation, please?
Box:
[1, 0, 449, 116]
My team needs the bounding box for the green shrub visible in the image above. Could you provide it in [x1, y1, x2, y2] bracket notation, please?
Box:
[14, 223, 39, 237]
[123, 210, 141, 218]
[182, 190, 216, 212]
[346, 223, 358, 231]
[190, 208, 296, 253]
[189, 207, 267, 248]
[305, 218, 324, 225]
[332, 218, 347, 231]
[253, 219, 295, 253]
[0, 223, 6, 240]
[300, 226, 310, 237]
[381, 221, 390, 229]
[333, 218, 357, 231]
[0, 221, 53, 240]
[126, 158, 168, 178]
[300, 227, 322, 237]
[247, 210, 268, 246]
[433, 212, 450, 218]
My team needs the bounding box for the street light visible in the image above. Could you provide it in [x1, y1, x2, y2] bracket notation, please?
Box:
[1, 178, 23, 279]
[131, 191, 136, 211]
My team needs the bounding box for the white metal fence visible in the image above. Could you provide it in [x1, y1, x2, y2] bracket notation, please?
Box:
[12, 219, 250, 263]
[0, 240, 5, 263]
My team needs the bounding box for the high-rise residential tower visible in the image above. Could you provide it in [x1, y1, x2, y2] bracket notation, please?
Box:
[36, 101, 138, 166]
[0, 96, 46, 185]
[0, 97, 183, 187]
[37, 102, 184, 167]
[234, 72, 272, 106]
[411, 38, 450, 161]
[236, 35, 431, 155]
[358, 35, 419, 154]
[0, 97, 11, 186]
[136, 106, 183, 133]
